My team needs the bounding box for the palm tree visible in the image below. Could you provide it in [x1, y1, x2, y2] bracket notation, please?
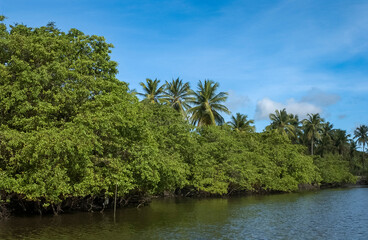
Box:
[163, 78, 194, 118]
[354, 125, 368, 169]
[302, 113, 324, 155]
[188, 80, 230, 126]
[349, 139, 358, 171]
[319, 122, 334, 156]
[137, 78, 166, 103]
[266, 109, 296, 138]
[289, 113, 302, 144]
[333, 129, 350, 155]
[349, 139, 357, 158]
[228, 113, 255, 132]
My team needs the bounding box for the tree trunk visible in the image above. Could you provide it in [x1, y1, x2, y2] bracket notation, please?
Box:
[114, 183, 117, 221]
[311, 138, 314, 155]
[363, 143, 365, 170]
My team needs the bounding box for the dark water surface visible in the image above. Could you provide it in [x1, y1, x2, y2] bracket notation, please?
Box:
[1, 187, 368, 239]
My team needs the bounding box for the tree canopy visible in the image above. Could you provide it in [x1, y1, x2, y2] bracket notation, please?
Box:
[267, 108, 296, 139]
[163, 78, 194, 117]
[303, 113, 324, 155]
[228, 113, 255, 132]
[188, 80, 230, 126]
[354, 125, 368, 169]
[137, 78, 166, 104]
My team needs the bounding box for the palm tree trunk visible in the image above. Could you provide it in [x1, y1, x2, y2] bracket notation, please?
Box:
[311, 138, 314, 155]
[363, 143, 365, 170]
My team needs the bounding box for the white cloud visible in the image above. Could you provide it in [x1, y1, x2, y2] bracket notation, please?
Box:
[226, 90, 250, 112]
[255, 98, 322, 120]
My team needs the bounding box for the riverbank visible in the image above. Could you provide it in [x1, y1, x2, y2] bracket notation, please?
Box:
[1, 187, 368, 240]
[355, 175, 368, 185]
[2, 178, 366, 220]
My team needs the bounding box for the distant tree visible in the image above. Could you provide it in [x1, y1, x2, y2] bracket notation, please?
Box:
[318, 122, 334, 156]
[332, 129, 350, 155]
[349, 139, 357, 158]
[303, 113, 324, 155]
[188, 80, 230, 126]
[354, 125, 368, 169]
[228, 113, 255, 132]
[267, 109, 296, 139]
[137, 78, 166, 103]
[289, 113, 302, 144]
[163, 78, 194, 118]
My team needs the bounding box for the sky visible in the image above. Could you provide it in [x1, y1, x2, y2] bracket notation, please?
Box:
[1, 0, 368, 134]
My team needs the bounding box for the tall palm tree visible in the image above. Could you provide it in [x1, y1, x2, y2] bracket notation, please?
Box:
[266, 109, 296, 138]
[321, 122, 334, 140]
[228, 113, 255, 132]
[349, 139, 357, 171]
[289, 113, 302, 144]
[302, 113, 324, 155]
[333, 129, 350, 155]
[319, 122, 334, 156]
[188, 80, 230, 126]
[349, 139, 357, 159]
[137, 78, 166, 103]
[163, 78, 194, 118]
[354, 125, 368, 169]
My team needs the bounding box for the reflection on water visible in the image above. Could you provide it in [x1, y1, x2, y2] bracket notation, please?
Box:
[1, 187, 368, 239]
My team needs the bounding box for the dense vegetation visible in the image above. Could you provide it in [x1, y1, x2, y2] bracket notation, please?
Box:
[0, 19, 365, 217]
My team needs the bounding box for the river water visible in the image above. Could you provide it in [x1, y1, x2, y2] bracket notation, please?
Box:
[1, 187, 367, 239]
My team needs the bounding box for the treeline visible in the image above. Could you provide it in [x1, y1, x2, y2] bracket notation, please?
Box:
[0, 19, 363, 217]
[137, 76, 367, 178]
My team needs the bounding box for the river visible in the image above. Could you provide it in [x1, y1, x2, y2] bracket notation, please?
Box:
[1, 187, 367, 239]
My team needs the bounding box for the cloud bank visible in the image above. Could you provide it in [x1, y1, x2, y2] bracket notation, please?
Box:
[226, 90, 250, 113]
[255, 98, 322, 120]
[255, 88, 340, 120]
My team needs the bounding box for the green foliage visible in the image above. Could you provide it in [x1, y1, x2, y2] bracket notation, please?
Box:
[188, 80, 230, 126]
[254, 131, 320, 191]
[302, 113, 324, 155]
[189, 126, 320, 194]
[190, 125, 250, 194]
[0, 23, 121, 131]
[163, 78, 194, 118]
[130, 103, 192, 193]
[137, 78, 166, 104]
[0, 21, 139, 205]
[228, 113, 255, 133]
[267, 109, 296, 139]
[314, 154, 356, 184]
[354, 125, 368, 170]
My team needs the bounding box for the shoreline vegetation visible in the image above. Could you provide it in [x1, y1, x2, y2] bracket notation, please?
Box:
[0, 18, 367, 219]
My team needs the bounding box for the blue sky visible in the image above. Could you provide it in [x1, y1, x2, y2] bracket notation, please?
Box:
[1, 0, 368, 133]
